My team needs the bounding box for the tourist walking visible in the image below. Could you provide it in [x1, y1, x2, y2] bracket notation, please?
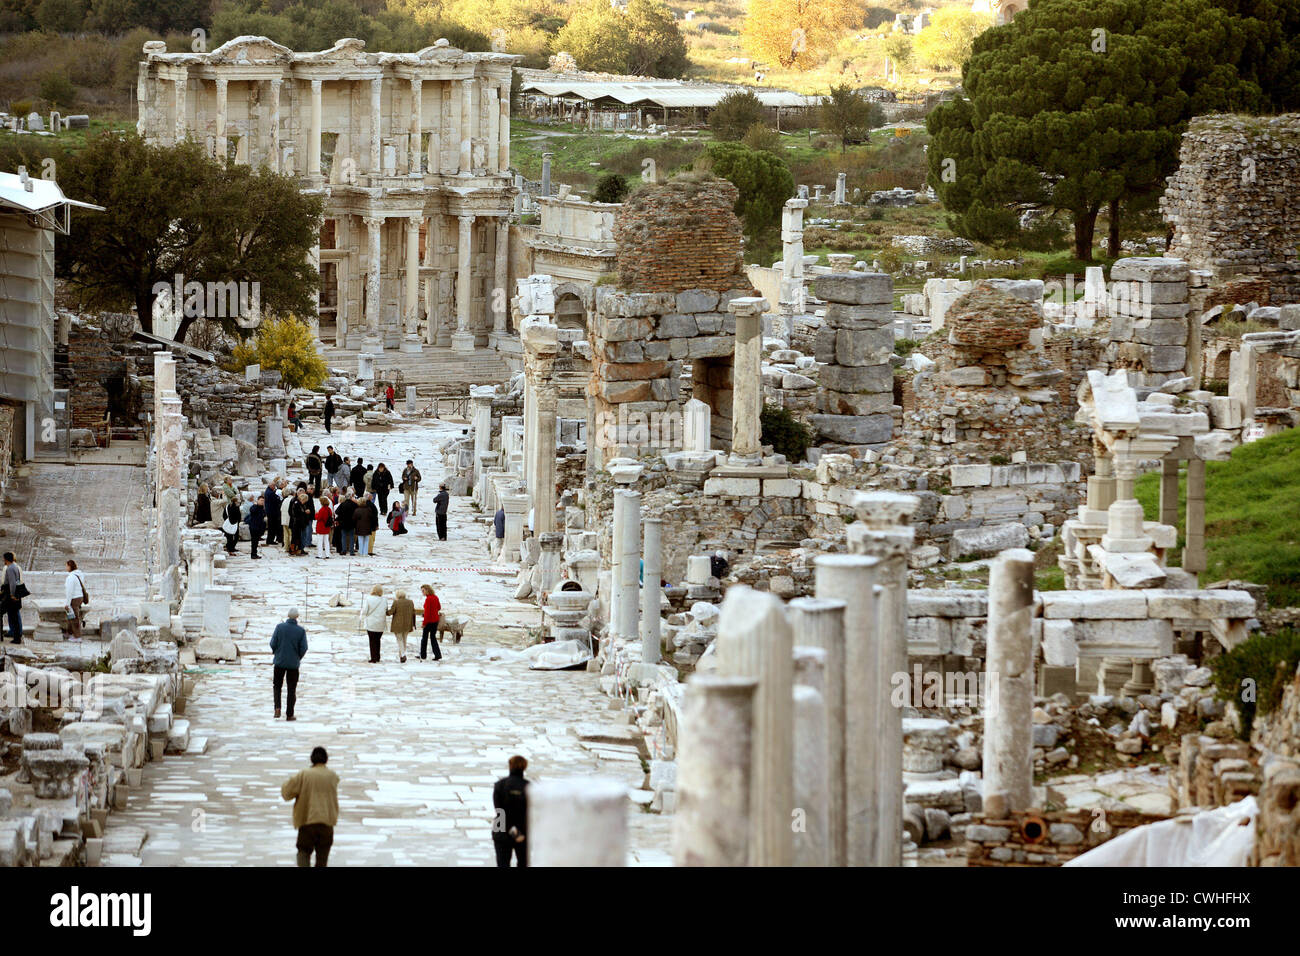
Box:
[385, 383, 395, 411]
[354, 492, 378, 557]
[492, 756, 530, 867]
[2, 552, 26, 644]
[323, 396, 335, 434]
[314, 495, 334, 559]
[350, 457, 367, 497]
[222, 496, 241, 555]
[419, 583, 442, 661]
[336, 492, 358, 556]
[247, 494, 267, 559]
[287, 401, 298, 433]
[63, 559, 88, 640]
[494, 506, 505, 556]
[387, 501, 408, 536]
[281, 747, 339, 867]
[401, 460, 421, 515]
[388, 589, 416, 663]
[193, 483, 212, 527]
[361, 585, 387, 663]
[270, 607, 307, 719]
[371, 463, 394, 514]
[306, 445, 323, 497]
[433, 484, 450, 541]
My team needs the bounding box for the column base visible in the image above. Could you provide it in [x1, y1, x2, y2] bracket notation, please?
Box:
[400, 336, 423, 354]
[451, 331, 477, 352]
[726, 452, 763, 468]
[362, 336, 383, 354]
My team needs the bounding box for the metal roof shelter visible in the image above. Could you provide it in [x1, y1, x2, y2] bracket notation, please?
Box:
[520, 78, 819, 111]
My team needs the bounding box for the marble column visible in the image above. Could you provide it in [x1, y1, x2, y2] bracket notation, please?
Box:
[408, 76, 423, 175]
[1184, 457, 1207, 575]
[452, 214, 476, 351]
[1159, 458, 1180, 528]
[493, 218, 510, 336]
[814, 553, 880, 868]
[616, 489, 641, 645]
[363, 216, 383, 348]
[404, 215, 422, 346]
[459, 79, 473, 173]
[529, 778, 627, 866]
[787, 596, 847, 866]
[714, 585, 794, 867]
[487, 83, 500, 173]
[471, 386, 494, 484]
[1102, 446, 1152, 553]
[847, 490, 917, 868]
[173, 68, 187, 145]
[673, 675, 757, 866]
[1082, 443, 1117, 526]
[541, 152, 552, 197]
[501, 492, 528, 561]
[982, 548, 1037, 816]
[215, 77, 228, 162]
[369, 77, 383, 175]
[640, 517, 663, 664]
[727, 296, 768, 464]
[268, 77, 281, 171]
[498, 78, 511, 171]
[792, 645, 830, 867]
[531, 379, 557, 533]
[308, 79, 322, 179]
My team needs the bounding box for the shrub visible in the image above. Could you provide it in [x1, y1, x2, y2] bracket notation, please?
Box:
[592, 172, 630, 203]
[1212, 629, 1300, 738]
[761, 404, 813, 462]
[1204, 378, 1230, 396]
[709, 89, 765, 142]
[39, 71, 75, 108]
[741, 122, 783, 154]
[227, 316, 326, 390]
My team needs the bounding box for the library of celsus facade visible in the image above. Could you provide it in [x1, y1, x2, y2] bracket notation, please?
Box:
[137, 35, 518, 353]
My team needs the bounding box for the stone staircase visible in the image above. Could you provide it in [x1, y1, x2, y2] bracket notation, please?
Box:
[321, 345, 513, 394]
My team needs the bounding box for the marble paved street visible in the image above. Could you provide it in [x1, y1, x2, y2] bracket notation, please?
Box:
[102, 420, 674, 866]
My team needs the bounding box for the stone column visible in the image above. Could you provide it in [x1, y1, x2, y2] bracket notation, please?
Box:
[779, 198, 808, 343]
[498, 78, 511, 171]
[1159, 457, 1180, 528]
[1101, 445, 1152, 553]
[471, 386, 494, 484]
[616, 489, 641, 645]
[452, 214, 476, 351]
[486, 83, 500, 172]
[529, 778, 627, 866]
[501, 492, 528, 562]
[408, 75, 423, 175]
[1184, 457, 1207, 575]
[541, 151, 552, 197]
[369, 77, 383, 175]
[673, 675, 757, 866]
[788, 595, 846, 865]
[835, 172, 847, 204]
[727, 296, 768, 464]
[460, 79, 473, 173]
[715, 586, 794, 867]
[215, 77, 228, 162]
[363, 216, 383, 350]
[982, 548, 1037, 816]
[814, 553, 880, 867]
[640, 517, 663, 665]
[1082, 442, 1117, 526]
[268, 77, 281, 171]
[308, 79, 322, 179]
[404, 215, 422, 348]
[173, 67, 187, 145]
[532, 386, 557, 533]
[683, 397, 711, 453]
[493, 218, 510, 336]
[792, 646, 830, 867]
[846, 490, 917, 867]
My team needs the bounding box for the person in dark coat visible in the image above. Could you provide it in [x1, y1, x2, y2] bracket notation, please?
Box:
[433, 484, 451, 541]
[306, 446, 323, 497]
[492, 756, 530, 867]
[287, 491, 312, 556]
[324, 446, 342, 480]
[222, 497, 241, 554]
[350, 457, 367, 497]
[336, 493, 358, 555]
[371, 463, 395, 514]
[493, 506, 505, 554]
[269, 608, 308, 719]
[194, 483, 212, 527]
[263, 481, 282, 545]
[247, 494, 268, 559]
[323, 397, 335, 434]
[353, 492, 378, 557]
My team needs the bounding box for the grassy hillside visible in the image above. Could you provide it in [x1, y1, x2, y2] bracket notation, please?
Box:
[1135, 428, 1300, 606]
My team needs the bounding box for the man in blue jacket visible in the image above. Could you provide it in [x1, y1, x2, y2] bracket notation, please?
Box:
[264, 481, 282, 546]
[270, 608, 308, 721]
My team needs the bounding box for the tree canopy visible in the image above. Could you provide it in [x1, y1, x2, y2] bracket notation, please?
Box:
[914, 8, 993, 71]
[820, 83, 884, 152]
[553, 0, 687, 77]
[742, 0, 860, 70]
[709, 89, 766, 141]
[701, 142, 795, 263]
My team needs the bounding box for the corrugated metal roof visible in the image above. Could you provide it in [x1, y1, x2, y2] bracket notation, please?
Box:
[0, 171, 103, 215]
[521, 79, 818, 110]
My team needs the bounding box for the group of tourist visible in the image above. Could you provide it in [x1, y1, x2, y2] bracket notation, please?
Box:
[358, 582, 444, 663]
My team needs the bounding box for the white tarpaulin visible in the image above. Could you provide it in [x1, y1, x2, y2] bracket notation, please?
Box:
[1064, 797, 1257, 867]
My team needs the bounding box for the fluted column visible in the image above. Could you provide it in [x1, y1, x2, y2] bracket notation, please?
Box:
[487, 82, 500, 172]
[268, 77, 281, 171]
[173, 67, 188, 145]
[369, 77, 382, 174]
[459, 78, 473, 173]
[452, 214, 476, 351]
[214, 77, 228, 162]
[363, 215, 383, 346]
[308, 79, 322, 179]
[498, 78, 511, 170]
[408, 75, 423, 175]
[404, 215, 421, 342]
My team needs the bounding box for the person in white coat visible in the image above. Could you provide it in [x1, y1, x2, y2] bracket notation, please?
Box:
[361, 584, 387, 663]
[63, 559, 89, 639]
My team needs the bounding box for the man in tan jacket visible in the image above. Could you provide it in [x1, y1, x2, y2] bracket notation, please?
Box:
[281, 747, 340, 866]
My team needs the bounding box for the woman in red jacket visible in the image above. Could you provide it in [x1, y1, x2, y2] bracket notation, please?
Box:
[314, 495, 334, 559]
[420, 583, 442, 661]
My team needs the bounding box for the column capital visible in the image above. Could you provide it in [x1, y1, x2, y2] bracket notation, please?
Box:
[216, 76, 228, 92]
[458, 213, 475, 226]
[362, 215, 385, 229]
[407, 213, 423, 228]
[311, 78, 322, 93]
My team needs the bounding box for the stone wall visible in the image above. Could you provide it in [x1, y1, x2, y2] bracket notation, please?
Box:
[966, 808, 1158, 866]
[612, 179, 747, 293]
[809, 272, 895, 445]
[1161, 114, 1300, 303]
[1104, 257, 1192, 387]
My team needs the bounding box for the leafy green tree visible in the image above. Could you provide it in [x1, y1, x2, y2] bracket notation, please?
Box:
[819, 83, 883, 152]
[38, 71, 76, 107]
[592, 172, 630, 203]
[54, 131, 322, 341]
[625, 0, 688, 76]
[553, 0, 687, 76]
[702, 142, 795, 261]
[553, 0, 633, 73]
[913, 8, 992, 71]
[229, 316, 327, 390]
[709, 89, 765, 141]
[34, 0, 86, 32]
[881, 31, 913, 75]
[927, 0, 1275, 260]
